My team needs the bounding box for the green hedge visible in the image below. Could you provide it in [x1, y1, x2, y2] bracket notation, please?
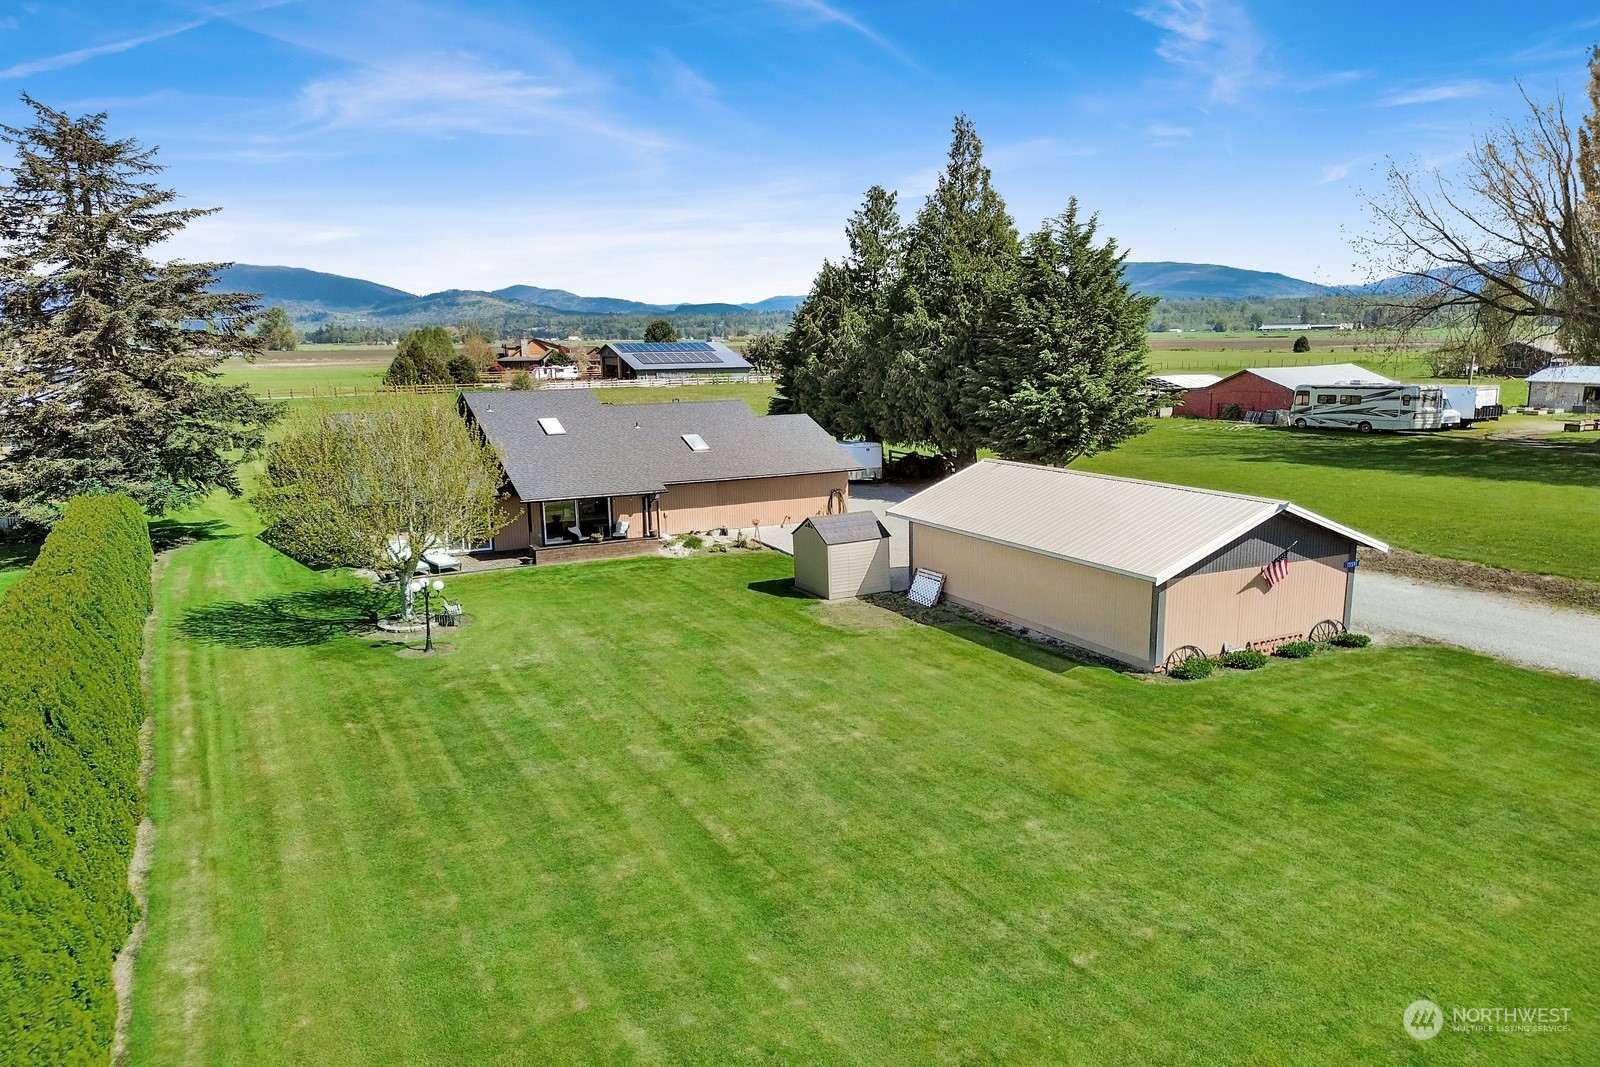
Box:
[0, 495, 152, 1064]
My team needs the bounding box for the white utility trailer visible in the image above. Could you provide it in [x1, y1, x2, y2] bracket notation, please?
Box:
[1439, 384, 1502, 426]
[838, 440, 884, 481]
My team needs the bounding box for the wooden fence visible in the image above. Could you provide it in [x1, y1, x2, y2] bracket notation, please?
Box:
[259, 373, 775, 400]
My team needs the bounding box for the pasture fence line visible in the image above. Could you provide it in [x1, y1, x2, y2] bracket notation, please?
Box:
[259, 373, 774, 400]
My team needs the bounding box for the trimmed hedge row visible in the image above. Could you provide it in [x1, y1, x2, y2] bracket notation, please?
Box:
[0, 495, 153, 1064]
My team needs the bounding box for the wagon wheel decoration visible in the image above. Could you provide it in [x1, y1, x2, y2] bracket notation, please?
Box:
[1309, 619, 1344, 643]
[1163, 645, 1208, 672]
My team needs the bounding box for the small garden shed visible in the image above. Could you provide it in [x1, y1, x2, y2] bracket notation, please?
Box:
[792, 513, 892, 601]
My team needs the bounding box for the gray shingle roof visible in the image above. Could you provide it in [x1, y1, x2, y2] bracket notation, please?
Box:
[460, 390, 857, 502]
[800, 512, 889, 545]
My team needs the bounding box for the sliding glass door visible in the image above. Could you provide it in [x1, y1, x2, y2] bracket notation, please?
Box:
[541, 498, 613, 545]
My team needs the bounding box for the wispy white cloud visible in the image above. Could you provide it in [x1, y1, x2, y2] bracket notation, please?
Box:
[769, 0, 916, 66]
[0, 18, 206, 79]
[297, 54, 665, 148]
[986, 137, 1096, 169]
[1383, 81, 1492, 106]
[1145, 122, 1191, 139]
[1296, 69, 1366, 92]
[1134, 0, 1264, 104]
[1316, 160, 1358, 185]
[0, 17, 20, 31]
[656, 51, 717, 106]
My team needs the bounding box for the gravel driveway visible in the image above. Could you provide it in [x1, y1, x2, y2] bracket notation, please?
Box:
[765, 481, 1600, 683]
[1353, 572, 1600, 681]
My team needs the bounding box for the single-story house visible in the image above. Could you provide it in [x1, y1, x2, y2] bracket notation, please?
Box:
[1498, 336, 1568, 375]
[888, 460, 1388, 670]
[1173, 363, 1393, 419]
[597, 340, 752, 380]
[792, 513, 892, 600]
[1526, 365, 1600, 410]
[460, 390, 856, 562]
[496, 338, 592, 379]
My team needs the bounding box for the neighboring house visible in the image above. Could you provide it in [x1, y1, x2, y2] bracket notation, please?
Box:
[1526, 365, 1600, 410]
[1498, 336, 1568, 376]
[1173, 363, 1394, 419]
[888, 460, 1388, 671]
[597, 340, 752, 380]
[459, 390, 856, 562]
[496, 338, 589, 379]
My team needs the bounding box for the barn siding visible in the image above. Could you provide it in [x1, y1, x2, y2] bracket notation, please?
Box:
[1160, 553, 1348, 658]
[661, 473, 847, 534]
[910, 524, 1156, 668]
[1173, 372, 1293, 418]
[489, 496, 532, 551]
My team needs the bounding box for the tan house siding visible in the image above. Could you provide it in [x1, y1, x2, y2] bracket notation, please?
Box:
[489, 496, 532, 551]
[661, 472, 847, 534]
[910, 524, 1156, 667]
[609, 495, 645, 538]
[1160, 553, 1348, 658]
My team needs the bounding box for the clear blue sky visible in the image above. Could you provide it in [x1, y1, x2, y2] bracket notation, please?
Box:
[2, 2, 1596, 302]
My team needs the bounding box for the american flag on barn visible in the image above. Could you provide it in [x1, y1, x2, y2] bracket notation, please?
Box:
[1261, 545, 1294, 588]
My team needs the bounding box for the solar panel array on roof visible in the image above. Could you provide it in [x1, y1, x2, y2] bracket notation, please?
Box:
[630, 349, 719, 366]
[614, 341, 715, 354]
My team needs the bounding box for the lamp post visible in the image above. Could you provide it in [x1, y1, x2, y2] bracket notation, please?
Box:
[408, 576, 445, 652]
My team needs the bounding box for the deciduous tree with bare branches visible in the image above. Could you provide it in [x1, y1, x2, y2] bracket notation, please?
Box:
[1356, 47, 1600, 362]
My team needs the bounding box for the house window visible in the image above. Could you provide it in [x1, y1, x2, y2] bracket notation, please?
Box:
[541, 498, 614, 545]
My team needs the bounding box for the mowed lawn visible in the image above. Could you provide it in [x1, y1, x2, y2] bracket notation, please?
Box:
[130, 494, 1600, 1064]
[1076, 419, 1600, 582]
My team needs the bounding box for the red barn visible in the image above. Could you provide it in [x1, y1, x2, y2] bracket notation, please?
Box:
[1174, 363, 1393, 419]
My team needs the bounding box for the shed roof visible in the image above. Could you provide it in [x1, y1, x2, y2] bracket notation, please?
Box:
[460, 390, 856, 502]
[887, 459, 1388, 585]
[1147, 373, 1222, 390]
[600, 340, 752, 373]
[1231, 363, 1394, 391]
[1527, 364, 1600, 383]
[799, 512, 890, 545]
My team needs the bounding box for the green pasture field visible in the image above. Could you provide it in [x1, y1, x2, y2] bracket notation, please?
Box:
[214, 350, 392, 395]
[127, 485, 1600, 1064]
[1076, 419, 1600, 582]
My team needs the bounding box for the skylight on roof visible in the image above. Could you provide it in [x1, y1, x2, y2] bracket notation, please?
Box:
[538, 417, 566, 436]
[682, 433, 709, 452]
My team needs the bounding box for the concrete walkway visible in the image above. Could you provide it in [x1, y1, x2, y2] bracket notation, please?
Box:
[765, 482, 1600, 683]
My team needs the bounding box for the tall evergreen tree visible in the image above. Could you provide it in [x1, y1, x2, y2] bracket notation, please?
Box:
[0, 96, 277, 525]
[969, 202, 1155, 465]
[770, 185, 901, 441]
[885, 116, 1019, 467]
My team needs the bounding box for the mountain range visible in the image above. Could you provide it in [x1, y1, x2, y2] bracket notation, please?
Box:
[217, 261, 1368, 326]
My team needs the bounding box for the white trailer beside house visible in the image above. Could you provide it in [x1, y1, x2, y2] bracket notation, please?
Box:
[1289, 383, 1453, 432]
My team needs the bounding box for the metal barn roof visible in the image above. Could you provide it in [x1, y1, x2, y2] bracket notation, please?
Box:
[602, 340, 752, 373]
[800, 512, 890, 545]
[1526, 364, 1600, 383]
[1235, 363, 1394, 390]
[888, 459, 1387, 585]
[1146, 373, 1222, 390]
[460, 390, 856, 502]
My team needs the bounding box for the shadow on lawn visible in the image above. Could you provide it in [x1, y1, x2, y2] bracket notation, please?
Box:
[148, 517, 234, 552]
[1219, 427, 1600, 490]
[747, 578, 812, 599]
[178, 587, 385, 648]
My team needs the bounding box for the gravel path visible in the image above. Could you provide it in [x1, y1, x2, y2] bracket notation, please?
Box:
[766, 482, 1600, 683]
[1353, 572, 1600, 681]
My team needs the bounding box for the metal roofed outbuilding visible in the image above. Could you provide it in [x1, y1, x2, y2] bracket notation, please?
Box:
[888, 460, 1388, 670]
[1526, 364, 1600, 410]
[597, 340, 753, 379]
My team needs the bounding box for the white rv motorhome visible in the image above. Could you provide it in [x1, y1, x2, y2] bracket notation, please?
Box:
[1289, 382, 1451, 432]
